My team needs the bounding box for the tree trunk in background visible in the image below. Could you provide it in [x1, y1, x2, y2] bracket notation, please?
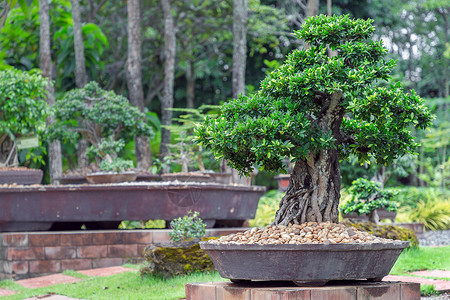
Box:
[160, 0, 176, 160]
[232, 0, 248, 99]
[127, 0, 151, 170]
[227, 0, 250, 184]
[70, 0, 89, 169]
[273, 91, 344, 225]
[186, 60, 195, 108]
[307, 0, 319, 17]
[39, 0, 62, 184]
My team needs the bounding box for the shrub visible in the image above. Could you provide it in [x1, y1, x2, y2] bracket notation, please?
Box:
[340, 178, 399, 216]
[169, 211, 206, 242]
[0, 68, 49, 167]
[342, 219, 419, 247]
[393, 187, 450, 230]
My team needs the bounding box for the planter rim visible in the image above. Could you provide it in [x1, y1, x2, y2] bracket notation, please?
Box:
[200, 240, 409, 251]
[0, 182, 267, 193]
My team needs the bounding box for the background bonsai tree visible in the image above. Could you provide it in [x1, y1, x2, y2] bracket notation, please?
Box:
[48, 81, 153, 172]
[0, 68, 49, 168]
[195, 15, 433, 225]
[341, 178, 399, 224]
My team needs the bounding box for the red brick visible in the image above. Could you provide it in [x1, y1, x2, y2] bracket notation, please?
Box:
[152, 230, 170, 243]
[310, 286, 357, 300]
[217, 285, 251, 300]
[28, 233, 60, 247]
[60, 233, 93, 246]
[8, 247, 45, 260]
[108, 244, 138, 258]
[124, 231, 152, 244]
[92, 232, 126, 245]
[92, 258, 123, 268]
[357, 283, 400, 299]
[61, 259, 92, 271]
[11, 261, 29, 275]
[77, 245, 108, 258]
[401, 282, 420, 300]
[137, 244, 147, 257]
[2, 234, 28, 247]
[186, 283, 216, 300]
[251, 288, 310, 300]
[45, 247, 77, 259]
[29, 260, 61, 274]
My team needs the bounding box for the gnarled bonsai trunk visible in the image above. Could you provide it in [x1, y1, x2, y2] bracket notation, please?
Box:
[273, 148, 341, 225]
[273, 91, 344, 225]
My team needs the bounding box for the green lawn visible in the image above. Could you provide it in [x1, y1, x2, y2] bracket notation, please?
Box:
[390, 246, 450, 276]
[0, 246, 449, 300]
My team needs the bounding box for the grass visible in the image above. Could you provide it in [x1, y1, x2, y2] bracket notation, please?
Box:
[0, 270, 222, 300]
[390, 246, 450, 275]
[0, 246, 449, 299]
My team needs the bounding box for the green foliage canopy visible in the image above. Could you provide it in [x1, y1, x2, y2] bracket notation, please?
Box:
[195, 15, 434, 175]
[0, 68, 49, 139]
[48, 82, 153, 155]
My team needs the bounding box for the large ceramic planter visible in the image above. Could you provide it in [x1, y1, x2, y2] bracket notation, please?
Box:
[344, 208, 397, 222]
[0, 183, 266, 231]
[0, 168, 43, 185]
[200, 241, 409, 285]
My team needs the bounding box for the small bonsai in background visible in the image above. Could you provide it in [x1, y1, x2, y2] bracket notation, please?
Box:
[341, 178, 399, 224]
[169, 211, 206, 242]
[0, 68, 48, 168]
[48, 81, 153, 173]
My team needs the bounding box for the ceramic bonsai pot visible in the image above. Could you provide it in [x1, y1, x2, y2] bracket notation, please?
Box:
[200, 241, 409, 285]
[161, 172, 212, 182]
[344, 208, 397, 223]
[84, 172, 138, 184]
[274, 174, 290, 192]
[0, 168, 43, 185]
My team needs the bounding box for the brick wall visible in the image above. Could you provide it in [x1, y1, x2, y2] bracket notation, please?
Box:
[0, 228, 246, 280]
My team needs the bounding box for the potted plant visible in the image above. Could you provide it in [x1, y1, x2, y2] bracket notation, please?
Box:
[48, 81, 154, 183]
[195, 15, 433, 284]
[341, 178, 399, 224]
[0, 68, 48, 184]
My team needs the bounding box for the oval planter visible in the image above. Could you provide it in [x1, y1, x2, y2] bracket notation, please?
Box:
[84, 172, 138, 184]
[161, 172, 212, 183]
[0, 168, 43, 185]
[207, 172, 232, 184]
[200, 241, 409, 285]
[274, 174, 290, 192]
[344, 208, 397, 223]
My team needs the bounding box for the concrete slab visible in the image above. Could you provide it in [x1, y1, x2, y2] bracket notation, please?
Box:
[0, 287, 18, 296]
[24, 295, 82, 300]
[16, 274, 82, 288]
[77, 266, 135, 277]
[411, 270, 450, 278]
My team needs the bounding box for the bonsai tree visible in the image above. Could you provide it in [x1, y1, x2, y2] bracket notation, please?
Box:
[195, 15, 433, 225]
[0, 68, 49, 168]
[48, 81, 153, 172]
[340, 178, 399, 224]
